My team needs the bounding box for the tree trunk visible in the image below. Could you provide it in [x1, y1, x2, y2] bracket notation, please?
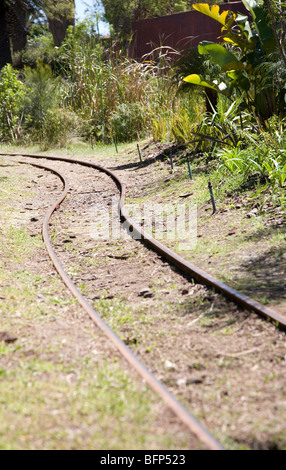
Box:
[46, 0, 75, 47]
[47, 15, 75, 46]
[8, 0, 28, 54]
[0, 0, 12, 69]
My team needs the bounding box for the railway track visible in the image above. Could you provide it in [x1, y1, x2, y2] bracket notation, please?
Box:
[4, 152, 285, 330]
[11, 155, 223, 451]
[1, 151, 286, 450]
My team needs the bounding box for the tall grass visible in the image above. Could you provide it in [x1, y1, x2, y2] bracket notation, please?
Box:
[0, 20, 204, 146]
[57, 30, 203, 143]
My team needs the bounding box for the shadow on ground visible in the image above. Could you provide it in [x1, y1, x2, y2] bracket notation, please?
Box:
[232, 244, 285, 304]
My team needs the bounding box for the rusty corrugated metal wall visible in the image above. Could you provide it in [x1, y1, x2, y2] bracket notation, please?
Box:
[130, 2, 249, 58]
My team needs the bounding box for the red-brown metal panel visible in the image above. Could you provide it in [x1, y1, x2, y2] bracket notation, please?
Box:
[130, 2, 249, 59]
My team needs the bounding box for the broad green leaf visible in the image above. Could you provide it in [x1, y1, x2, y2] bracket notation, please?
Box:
[235, 14, 254, 41]
[221, 30, 256, 52]
[224, 95, 245, 118]
[183, 74, 228, 95]
[193, 3, 235, 27]
[198, 41, 240, 69]
[228, 72, 251, 93]
[183, 74, 217, 90]
[242, 0, 276, 53]
[221, 60, 245, 72]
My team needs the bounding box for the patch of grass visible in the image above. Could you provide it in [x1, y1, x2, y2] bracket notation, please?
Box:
[94, 298, 135, 336]
[0, 357, 187, 450]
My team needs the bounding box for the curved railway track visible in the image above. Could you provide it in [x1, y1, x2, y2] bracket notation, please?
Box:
[3, 151, 285, 330]
[13, 156, 223, 451]
[1, 151, 286, 450]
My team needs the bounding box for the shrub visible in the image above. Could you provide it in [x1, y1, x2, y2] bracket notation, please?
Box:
[41, 108, 83, 148]
[22, 24, 56, 68]
[0, 64, 23, 142]
[218, 117, 286, 189]
[20, 61, 60, 140]
[110, 102, 147, 142]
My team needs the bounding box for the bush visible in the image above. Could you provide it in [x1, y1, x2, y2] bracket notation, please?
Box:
[22, 24, 57, 68]
[218, 118, 286, 189]
[20, 61, 60, 140]
[110, 102, 148, 142]
[41, 108, 83, 148]
[0, 64, 23, 142]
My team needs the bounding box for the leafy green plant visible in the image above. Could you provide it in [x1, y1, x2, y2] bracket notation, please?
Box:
[193, 93, 253, 157]
[0, 64, 23, 142]
[217, 146, 248, 173]
[1, 19, 206, 147]
[218, 117, 286, 189]
[56, 25, 202, 143]
[22, 23, 56, 68]
[41, 108, 82, 148]
[110, 102, 147, 142]
[183, 1, 282, 123]
[20, 61, 61, 140]
[58, 28, 149, 141]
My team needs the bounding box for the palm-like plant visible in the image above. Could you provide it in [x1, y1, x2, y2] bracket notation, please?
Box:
[183, 1, 283, 123]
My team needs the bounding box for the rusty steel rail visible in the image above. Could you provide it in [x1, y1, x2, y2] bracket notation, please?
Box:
[4, 151, 286, 331]
[14, 157, 223, 451]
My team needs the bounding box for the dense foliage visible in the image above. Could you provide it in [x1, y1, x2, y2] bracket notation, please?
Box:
[183, 1, 286, 123]
[101, 0, 221, 37]
[0, 64, 23, 141]
[0, 19, 203, 146]
[181, 1, 286, 207]
[0, 0, 75, 68]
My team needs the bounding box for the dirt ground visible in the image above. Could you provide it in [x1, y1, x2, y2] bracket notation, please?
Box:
[0, 145, 286, 450]
[0, 157, 201, 450]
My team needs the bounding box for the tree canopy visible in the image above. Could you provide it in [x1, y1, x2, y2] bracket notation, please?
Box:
[0, 0, 75, 68]
[101, 0, 198, 36]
